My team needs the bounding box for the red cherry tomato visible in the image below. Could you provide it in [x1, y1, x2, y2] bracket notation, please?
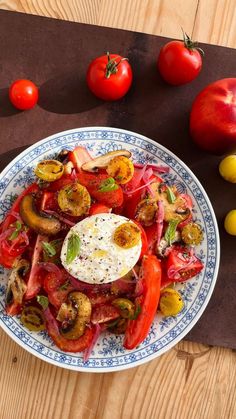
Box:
[190, 78, 236, 154]
[9, 79, 39, 110]
[157, 32, 203, 85]
[86, 53, 133, 101]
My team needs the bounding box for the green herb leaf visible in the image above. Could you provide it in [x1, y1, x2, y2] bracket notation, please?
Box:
[59, 280, 70, 290]
[66, 234, 81, 264]
[42, 241, 57, 257]
[164, 219, 179, 245]
[37, 295, 49, 310]
[129, 304, 141, 320]
[99, 177, 119, 192]
[166, 187, 176, 204]
[9, 221, 22, 241]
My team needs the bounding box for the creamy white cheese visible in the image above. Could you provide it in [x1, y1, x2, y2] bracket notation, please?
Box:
[61, 213, 142, 284]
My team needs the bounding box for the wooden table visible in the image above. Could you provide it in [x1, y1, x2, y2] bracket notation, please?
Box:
[0, 2, 235, 418]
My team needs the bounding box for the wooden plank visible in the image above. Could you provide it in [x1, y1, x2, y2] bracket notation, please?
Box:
[98, 0, 198, 38]
[193, 0, 236, 48]
[1, 328, 236, 419]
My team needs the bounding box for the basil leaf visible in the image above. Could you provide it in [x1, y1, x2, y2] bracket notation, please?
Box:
[42, 241, 57, 257]
[164, 219, 179, 245]
[37, 295, 49, 310]
[99, 177, 119, 192]
[66, 234, 81, 264]
[166, 187, 176, 204]
[9, 221, 22, 241]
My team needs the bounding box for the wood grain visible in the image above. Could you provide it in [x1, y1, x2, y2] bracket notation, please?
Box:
[0, 1, 236, 419]
[1, 0, 235, 47]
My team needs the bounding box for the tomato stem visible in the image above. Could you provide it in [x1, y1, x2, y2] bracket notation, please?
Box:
[181, 28, 204, 56]
[105, 51, 128, 78]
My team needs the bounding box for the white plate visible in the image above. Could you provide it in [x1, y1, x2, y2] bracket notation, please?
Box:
[0, 127, 220, 372]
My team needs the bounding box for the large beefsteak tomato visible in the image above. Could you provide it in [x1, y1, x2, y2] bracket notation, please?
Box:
[190, 78, 236, 154]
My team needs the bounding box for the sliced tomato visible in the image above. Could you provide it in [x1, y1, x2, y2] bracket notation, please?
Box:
[43, 271, 74, 309]
[91, 304, 120, 324]
[77, 172, 123, 208]
[6, 301, 22, 316]
[144, 223, 158, 255]
[87, 289, 115, 306]
[165, 246, 204, 282]
[44, 306, 94, 353]
[0, 227, 30, 269]
[0, 183, 39, 233]
[89, 203, 111, 215]
[68, 146, 92, 172]
[124, 255, 161, 349]
[47, 174, 75, 192]
[40, 191, 59, 211]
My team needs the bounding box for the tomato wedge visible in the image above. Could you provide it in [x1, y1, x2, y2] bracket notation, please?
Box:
[77, 172, 123, 208]
[0, 183, 39, 233]
[165, 246, 203, 282]
[91, 304, 120, 324]
[124, 255, 161, 349]
[43, 271, 74, 309]
[89, 203, 111, 215]
[43, 306, 94, 352]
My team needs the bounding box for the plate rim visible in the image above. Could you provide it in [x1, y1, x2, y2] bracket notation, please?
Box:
[0, 126, 220, 372]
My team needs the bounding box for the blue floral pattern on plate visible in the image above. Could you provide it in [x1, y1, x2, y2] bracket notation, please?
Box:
[0, 127, 220, 373]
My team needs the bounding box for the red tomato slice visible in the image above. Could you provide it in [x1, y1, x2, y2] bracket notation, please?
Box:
[124, 255, 161, 349]
[47, 174, 75, 192]
[91, 304, 120, 324]
[40, 191, 59, 211]
[165, 246, 204, 282]
[0, 183, 39, 233]
[89, 203, 111, 215]
[43, 271, 74, 309]
[44, 307, 94, 353]
[77, 172, 123, 208]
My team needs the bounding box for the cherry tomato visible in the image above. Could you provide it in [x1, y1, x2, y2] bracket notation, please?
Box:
[124, 255, 161, 349]
[157, 32, 203, 85]
[86, 52, 133, 101]
[190, 78, 236, 154]
[9, 79, 39, 110]
[165, 246, 203, 282]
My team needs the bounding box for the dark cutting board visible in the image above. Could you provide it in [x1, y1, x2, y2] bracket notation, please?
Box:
[0, 10, 235, 349]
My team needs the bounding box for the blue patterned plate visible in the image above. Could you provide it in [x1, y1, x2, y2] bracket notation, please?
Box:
[0, 127, 220, 372]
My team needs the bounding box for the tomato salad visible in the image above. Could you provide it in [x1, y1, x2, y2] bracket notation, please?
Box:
[0, 146, 204, 360]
